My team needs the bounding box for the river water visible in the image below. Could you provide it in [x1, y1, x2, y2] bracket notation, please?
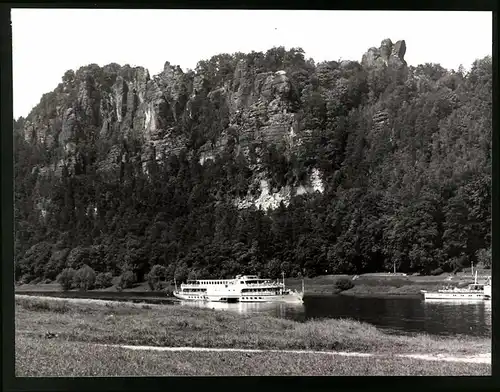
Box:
[18, 291, 491, 337]
[179, 295, 492, 337]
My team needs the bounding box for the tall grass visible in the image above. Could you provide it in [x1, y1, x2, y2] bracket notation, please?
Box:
[15, 296, 490, 355]
[16, 298, 73, 313]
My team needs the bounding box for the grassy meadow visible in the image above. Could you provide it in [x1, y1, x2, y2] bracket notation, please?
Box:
[16, 335, 490, 376]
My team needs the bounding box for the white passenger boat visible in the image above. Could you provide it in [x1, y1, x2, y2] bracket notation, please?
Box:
[173, 274, 304, 303]
[421, 272, 491, 301]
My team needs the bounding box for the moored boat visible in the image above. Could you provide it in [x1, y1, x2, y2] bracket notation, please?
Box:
[421, 272, 491, 301]
[173, 274, 304, 303]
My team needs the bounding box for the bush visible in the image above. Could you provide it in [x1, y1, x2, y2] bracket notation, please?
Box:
[117, 270, 136, 290]
[18, 274, 35, 285]
[18, 242, 53, 280]
[164, 288, 174, 297]
[147, 265, 167, 291]
[476, 248, 491, 269]
[95, 272, 113, 289]
[335, 278, 354, 292]
[74, 265, 96, 291]
[56, 268, 76, 291]
[430, 267, 444, 276]
[452, 267, 462, 275]
[43, 248, 70, 281]
[30, 277, 43, 285]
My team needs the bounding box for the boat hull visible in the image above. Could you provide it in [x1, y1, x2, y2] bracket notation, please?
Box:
[421, 291, 488, 300]
[173, 291, 303, 303]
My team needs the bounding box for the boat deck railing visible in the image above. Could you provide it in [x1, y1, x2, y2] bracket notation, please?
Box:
[244, 282, 283, 287]
[182, 283, 235, 287]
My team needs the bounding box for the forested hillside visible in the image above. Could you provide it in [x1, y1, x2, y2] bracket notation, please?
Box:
[13, 39, 492, 284]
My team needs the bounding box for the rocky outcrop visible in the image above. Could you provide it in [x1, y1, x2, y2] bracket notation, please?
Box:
[18, 40, 411, 210]
[23, 55, 305, 177]
[235, 168, 324, 210]
[233, 66, 298, 146]
[372, 110, 390, 132]
[361, 38, 407, 69]
[195, 59, 301, 162]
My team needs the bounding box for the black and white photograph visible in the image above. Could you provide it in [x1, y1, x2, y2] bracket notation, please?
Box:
[11, 8, 492, 377]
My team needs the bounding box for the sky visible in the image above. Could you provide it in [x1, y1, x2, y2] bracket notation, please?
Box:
[11, 9, 492, 119]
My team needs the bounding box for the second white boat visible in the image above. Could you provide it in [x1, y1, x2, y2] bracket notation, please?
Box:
[421, 272, 491, 301]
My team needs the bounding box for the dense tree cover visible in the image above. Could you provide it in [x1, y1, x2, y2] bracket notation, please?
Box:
[13, 48, 492, 283]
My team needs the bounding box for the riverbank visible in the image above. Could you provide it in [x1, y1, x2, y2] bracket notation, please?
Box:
[16, 269, 490, 299]
[15, 279, 158, 293]
[287, 271, 490, 297]
[15, 295, 490, 376]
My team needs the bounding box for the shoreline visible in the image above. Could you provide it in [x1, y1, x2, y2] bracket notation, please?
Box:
[14, 289, 422, 299]
[15, 270, 490, 299]
[13, 289, 426, 302]
[339, 291, 421, 299]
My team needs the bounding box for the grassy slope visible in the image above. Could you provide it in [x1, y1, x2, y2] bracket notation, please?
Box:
[288, 272, 491, 296]
[16, 336, 490, 376]
[15, 296, 490, 355]
[15, 279, 157, 293]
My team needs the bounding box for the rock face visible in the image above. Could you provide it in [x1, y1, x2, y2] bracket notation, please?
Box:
[196, 59, 300, 163]
[17, 40, 409, 210]
[361, 38, 407, 69]
[22, 56, 303, 177]
[235, 168, 324, 210]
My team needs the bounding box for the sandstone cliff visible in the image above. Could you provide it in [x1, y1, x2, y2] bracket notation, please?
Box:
[17, 40, 410, 210]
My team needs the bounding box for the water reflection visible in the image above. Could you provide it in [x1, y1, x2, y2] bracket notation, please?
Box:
[177, 296, 492, 337]
[177, 300, 305, 318]
[422, 299, 492, 336]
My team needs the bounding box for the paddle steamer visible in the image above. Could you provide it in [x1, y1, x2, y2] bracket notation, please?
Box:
[173, 274, 304, 303]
